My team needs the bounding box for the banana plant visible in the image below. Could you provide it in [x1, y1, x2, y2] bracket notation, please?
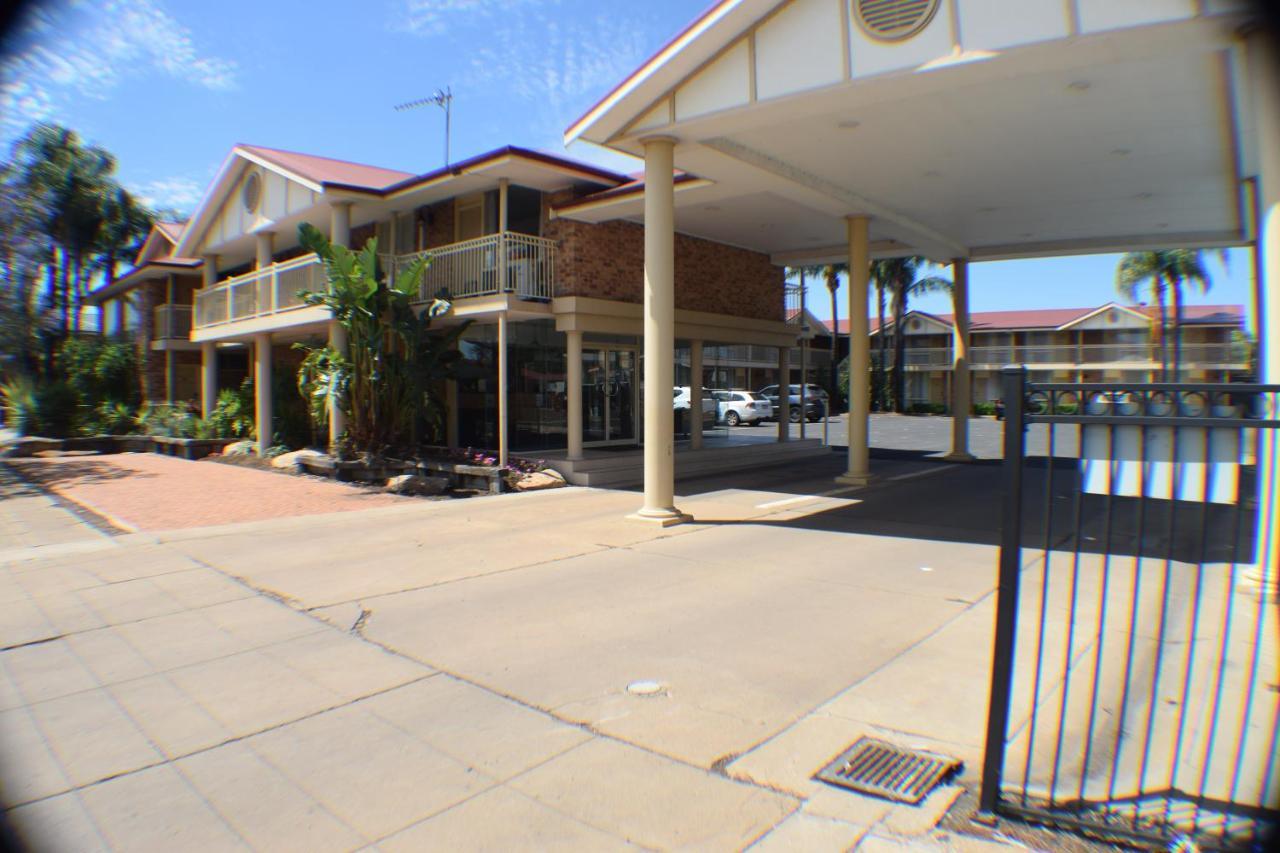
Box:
[296, 222, 469, 455]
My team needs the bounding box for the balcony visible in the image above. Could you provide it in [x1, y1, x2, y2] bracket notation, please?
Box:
[194, 255, 325, 329]
[153, 304, 192, 340]
[386, 232, 558, 302]
[889, 343, 1244, 370]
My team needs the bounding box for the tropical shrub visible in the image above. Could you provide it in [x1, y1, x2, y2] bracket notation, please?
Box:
[1, 375, 37, 432]
[33, 381, 78, 437]
[83, 400, 136, 435]
[297, 223, 468, 455]
[973, 401, 996, 416]
[204, 381, 254, 439]
[135, 404, 200, 438]
[56, 336, 139, 409]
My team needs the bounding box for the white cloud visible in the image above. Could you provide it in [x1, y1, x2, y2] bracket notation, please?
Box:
[130, 175, 204, 212]
[1, 0, 237, 137]
[397, 0, 535, 36]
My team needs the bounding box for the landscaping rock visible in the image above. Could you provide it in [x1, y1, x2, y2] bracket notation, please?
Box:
[223, 440, 256, 456]
[0, 436, 63, 458]
[512, 471, 566, 492]
[385, 474, 448, 496]
[271, 448, 326, 470]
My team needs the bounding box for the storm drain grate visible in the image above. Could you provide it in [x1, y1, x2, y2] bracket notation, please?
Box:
[814, 737, 961, 804]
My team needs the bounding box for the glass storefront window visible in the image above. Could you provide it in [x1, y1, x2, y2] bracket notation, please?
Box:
[455, 320, 568, 453]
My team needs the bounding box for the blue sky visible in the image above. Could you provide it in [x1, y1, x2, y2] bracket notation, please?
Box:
[0, 0, 1256, 329]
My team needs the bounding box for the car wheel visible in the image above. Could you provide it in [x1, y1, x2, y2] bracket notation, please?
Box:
[788, 409, 801, 423]
[725, 411, 740, 427]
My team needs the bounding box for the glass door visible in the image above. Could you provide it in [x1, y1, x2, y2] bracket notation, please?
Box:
[583, 345, 639, 447]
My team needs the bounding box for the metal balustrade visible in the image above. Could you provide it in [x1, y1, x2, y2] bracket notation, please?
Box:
[889, 343, 1243, 369]
[152, 304, 192, 339]
[193, 254, 325, 329]
[387, 231, 557, 302]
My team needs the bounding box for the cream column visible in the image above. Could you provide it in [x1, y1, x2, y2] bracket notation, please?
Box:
[689, 340, 704, 450]
[497, 313, 509, 468]
[567, 329, 584, 459]
[254, 332, 272, 457]
[777, 347, 790, 441]
[946, 258, 975, 461]
[199, 254, 219, 417]
[633, 136, 687, 524]
[255, 231, 274, 270]
[327, 203, 351, 448]
[838, 216, 872, 485]
[1245, 26, 1279, 597]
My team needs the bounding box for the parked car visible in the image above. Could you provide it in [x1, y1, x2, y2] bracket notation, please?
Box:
[712, 390, 772, 426]
[757, 384, 827, 423]
[673, 387, 716, 429]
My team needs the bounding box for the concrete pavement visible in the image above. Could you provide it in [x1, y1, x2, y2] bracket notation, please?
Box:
[1, 454, 1038, 851]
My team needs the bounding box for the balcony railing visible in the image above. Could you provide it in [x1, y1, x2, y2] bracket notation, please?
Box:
[889, 343, 1244, 369]
[153, 304, 192, 340]
[387, 232, 557, 302]
[194, 255, 324, 329]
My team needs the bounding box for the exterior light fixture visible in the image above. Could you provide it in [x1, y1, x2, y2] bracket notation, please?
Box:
[837, 119, 862, 129]
[1067, 80, 1091, 92]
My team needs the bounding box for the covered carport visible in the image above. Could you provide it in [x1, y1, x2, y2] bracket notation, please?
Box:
[560, 0, 1274, 563]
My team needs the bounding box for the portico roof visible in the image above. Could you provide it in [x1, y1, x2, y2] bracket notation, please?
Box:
[562, 0, 1258, 265]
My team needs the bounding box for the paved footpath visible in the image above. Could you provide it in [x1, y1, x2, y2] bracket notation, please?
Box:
[1, 457, 1033, 852]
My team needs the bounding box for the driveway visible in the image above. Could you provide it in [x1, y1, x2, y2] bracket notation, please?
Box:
[0, 452, 1054, 851]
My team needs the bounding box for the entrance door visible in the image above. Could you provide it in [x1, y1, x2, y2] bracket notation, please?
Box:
[583, 345, 639, 446]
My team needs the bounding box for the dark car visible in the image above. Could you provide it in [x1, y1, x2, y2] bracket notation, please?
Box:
[757, 384, 826, 423]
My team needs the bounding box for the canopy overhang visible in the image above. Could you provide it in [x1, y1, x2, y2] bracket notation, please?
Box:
[563, 0, 1257, 264]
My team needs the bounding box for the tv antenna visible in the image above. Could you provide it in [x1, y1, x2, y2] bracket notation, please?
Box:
[395, 87, 453, 167]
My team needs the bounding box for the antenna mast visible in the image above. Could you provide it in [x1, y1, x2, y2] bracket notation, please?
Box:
[394, 87, 453, 167]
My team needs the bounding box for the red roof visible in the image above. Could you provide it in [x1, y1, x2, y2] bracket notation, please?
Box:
[819, 304, 1244, 335]
[237, 144, 415, 191]
[155, 221, 185, 243]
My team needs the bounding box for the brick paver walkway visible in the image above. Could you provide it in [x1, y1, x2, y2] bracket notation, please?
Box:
[6, 454, 407, 533]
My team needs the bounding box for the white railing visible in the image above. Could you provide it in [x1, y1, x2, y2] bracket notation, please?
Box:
[193, 255, 324, 329]
[891, 343, 1244, 369]
[785, 283, 803, 325]
[387, 232, 557, 303]
[152, 304, 192, 339]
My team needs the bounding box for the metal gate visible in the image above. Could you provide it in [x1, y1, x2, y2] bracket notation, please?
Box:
[979, 368, 1279, 850]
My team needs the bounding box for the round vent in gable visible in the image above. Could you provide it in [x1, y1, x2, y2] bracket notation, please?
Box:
[242, 172, 262, 214]
[854, 0, 940, 42]
[909, 318, 922, 331]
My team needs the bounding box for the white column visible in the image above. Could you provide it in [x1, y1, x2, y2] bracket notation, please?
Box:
[329, 202, 351, 248]
[946, 258, 975, 461]
[777, 346, 790, 441]
[328, 204, 351, 449]
[498, 314, 509, 467]
[839, 215, 872, 485]
[498, 178, 509, 231]
[567, 329, 584, 459]
[201, 254, 218, 288]
[255, 231, 274, 270]
[200, 342, 217, 418]
[633, 136, 687, 524]
[690, 339, 704, 450]
[254, 333, 272, 457]
[800, 274, 809, 441]
[1245, 26, 1279, 596]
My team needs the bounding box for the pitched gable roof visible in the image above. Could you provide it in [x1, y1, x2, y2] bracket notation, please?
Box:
[236, 144, 414, 191]
[837, 304, 1245, 335]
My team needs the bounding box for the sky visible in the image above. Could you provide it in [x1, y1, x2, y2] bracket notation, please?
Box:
[0, 0, 1257, 330]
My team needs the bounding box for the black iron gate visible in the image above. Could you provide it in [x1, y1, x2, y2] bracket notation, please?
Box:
[979, 368, 1279, 851]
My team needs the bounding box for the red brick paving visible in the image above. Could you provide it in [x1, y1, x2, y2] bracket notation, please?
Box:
[8, 453, 409, 532]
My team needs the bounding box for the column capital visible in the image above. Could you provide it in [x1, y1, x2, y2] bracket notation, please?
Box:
[639, 134, 678, 148]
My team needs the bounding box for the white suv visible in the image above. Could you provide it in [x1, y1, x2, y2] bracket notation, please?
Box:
[673, 387, 716, 429]
[713, 390, 772, 426]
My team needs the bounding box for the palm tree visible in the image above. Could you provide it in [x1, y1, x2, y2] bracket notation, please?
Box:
[790, 263, 847, 411]
[868, 262, 894, 411]
[95, 186, 154, 295]
[1115, 250, 1214, 380]
[877, 257, 950, 413]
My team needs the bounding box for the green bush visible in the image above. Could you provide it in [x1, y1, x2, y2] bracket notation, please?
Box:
[906, 402, 947, 415]
[34, 381, 78, 437]
[1, 376, 36, 433]
[205, 380, 254, 439]
[973, 401, 996, 416]
[56, 336, 139, 409]
[135, 404, 200, 438]
[82, 400, 137, 435]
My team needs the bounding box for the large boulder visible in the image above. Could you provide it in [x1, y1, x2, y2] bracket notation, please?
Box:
[385, 474, 449, 496]
[222, 440, 256, 456]
[271, 448, 326, 469]
[511, 471, 566, 492]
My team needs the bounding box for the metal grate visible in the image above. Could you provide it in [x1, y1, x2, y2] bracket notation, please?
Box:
[855, 0, 939, 41]
[814, 737, 961, 804]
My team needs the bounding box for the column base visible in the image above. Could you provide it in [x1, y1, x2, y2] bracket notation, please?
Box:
[835, 472, 874, 488]
[942, 451, 976, 463]
[627, 507, 693, 527]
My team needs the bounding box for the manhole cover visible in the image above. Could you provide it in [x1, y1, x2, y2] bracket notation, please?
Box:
[814, 737, 961, 804]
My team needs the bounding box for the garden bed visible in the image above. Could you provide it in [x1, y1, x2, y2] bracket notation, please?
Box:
[295, 454, 505, 494]
[1, 434, 237, 460]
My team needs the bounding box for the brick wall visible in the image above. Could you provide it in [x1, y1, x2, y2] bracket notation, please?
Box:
[135, 281, 165, 402]
[542, 190, 783, 322]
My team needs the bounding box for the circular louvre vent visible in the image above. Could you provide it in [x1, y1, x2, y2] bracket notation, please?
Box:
[909, 318, 922, 331]
[854, 0, 940, 41]
[242, 172, 262, 214]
